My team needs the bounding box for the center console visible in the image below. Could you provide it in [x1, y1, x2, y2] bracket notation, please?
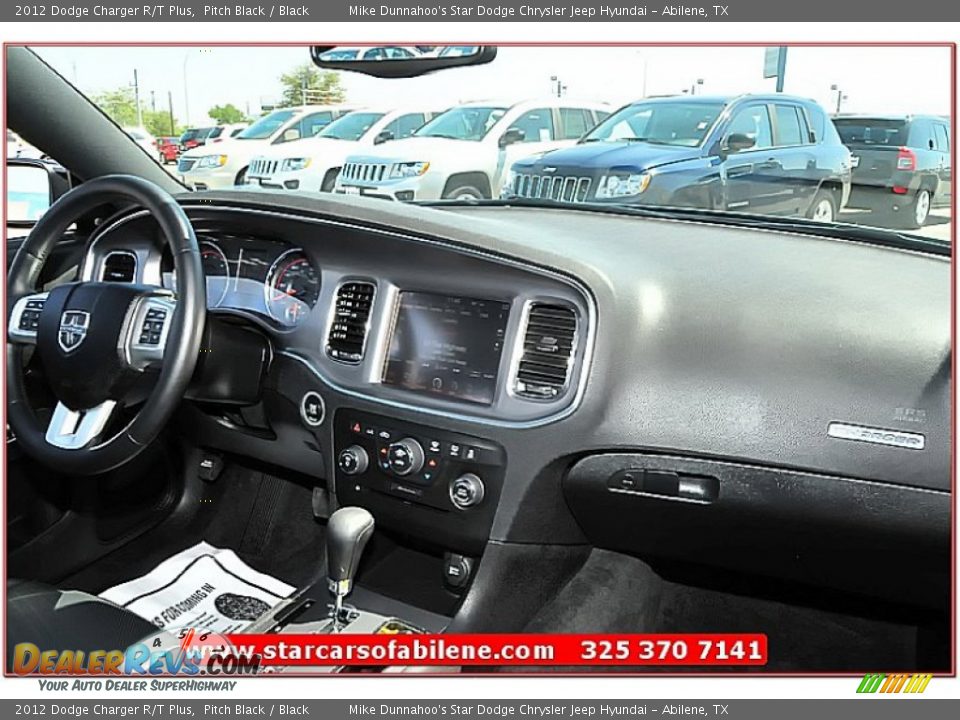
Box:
[333, 409, 506, 557]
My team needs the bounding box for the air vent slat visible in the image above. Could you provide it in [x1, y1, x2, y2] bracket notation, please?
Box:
[326, 282, 376, 363]
[101, 252, 137, 283]
[514, 303, 577, 400]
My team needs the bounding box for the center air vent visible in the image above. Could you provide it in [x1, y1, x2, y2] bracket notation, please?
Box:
[101, 251, 137, 283]
[514, 303, 578, 400]
[326, 281, 376, 364]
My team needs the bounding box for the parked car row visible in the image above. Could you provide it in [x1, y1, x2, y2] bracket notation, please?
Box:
[246, 106, 446, 192]
[178, 105, 355, 190]
[179, 122, 249, 152]
[176, 95, 950, 230]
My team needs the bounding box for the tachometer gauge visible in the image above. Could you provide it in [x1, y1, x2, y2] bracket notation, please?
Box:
[200, 240, 230, 308]
[264, 250, 320, 326]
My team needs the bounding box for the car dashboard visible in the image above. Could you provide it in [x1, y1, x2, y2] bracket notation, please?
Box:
[78, 189, 951, 614]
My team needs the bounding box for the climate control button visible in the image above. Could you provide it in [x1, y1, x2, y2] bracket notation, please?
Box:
[450, 473, 485, 510]
[386, 438, 425, 476]
[338, 445, 369, 476]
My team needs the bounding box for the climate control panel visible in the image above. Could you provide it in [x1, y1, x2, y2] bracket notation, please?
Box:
[333, 410, 506, 554]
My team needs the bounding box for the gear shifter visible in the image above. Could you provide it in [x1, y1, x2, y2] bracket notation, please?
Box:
[326, 506, 375, 631]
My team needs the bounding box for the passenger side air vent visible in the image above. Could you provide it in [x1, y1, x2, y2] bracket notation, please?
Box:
[326, 282, 376, 364]
[515, 303, 578, 400]
[101, 251, 137, 283]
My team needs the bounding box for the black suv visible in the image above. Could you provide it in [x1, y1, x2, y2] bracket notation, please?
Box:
[833, 114, 951, 229]
[504, 94, 852, 222]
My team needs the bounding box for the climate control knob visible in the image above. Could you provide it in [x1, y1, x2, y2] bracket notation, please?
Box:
[450, 473, 485, 510]
[338, 446, 368, 476]
[386, 438, 425, 476]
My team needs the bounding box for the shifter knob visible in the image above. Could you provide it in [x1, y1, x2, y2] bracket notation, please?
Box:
[326, 506, 375, 599]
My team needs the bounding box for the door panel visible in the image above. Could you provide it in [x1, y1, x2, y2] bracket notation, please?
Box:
[721, 104, 776, 213]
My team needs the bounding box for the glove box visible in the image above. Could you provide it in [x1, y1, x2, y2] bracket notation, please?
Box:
[562, 452, 949, 607]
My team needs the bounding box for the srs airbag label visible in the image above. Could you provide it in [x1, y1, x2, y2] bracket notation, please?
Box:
[827, 422, 925, 450]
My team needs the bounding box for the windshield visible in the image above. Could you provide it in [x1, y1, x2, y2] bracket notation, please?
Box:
[318, 112, 386, 140]
[237, 110, 297, 140]
[415, 106, 507, 141]
[15, 45, 952, 245]
[584, 101, 724, 147]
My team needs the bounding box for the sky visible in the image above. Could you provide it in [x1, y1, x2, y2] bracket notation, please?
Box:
[32, 45, 951, 127]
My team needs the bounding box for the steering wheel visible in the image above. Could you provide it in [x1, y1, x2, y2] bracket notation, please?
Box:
[6, 175, 205, 475]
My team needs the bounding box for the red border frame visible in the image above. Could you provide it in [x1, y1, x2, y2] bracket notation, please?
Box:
[1, 40, 956, 680]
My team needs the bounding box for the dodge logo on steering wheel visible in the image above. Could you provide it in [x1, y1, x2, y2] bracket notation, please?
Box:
[58, 310, 90, 352]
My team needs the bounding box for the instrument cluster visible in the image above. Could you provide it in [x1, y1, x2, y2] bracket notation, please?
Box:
[163, 233, 321, 328]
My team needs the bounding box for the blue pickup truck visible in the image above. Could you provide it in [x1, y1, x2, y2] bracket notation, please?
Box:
[504, 94, 852, 222]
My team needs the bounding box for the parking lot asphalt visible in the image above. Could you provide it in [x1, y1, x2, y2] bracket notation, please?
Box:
[839, 208, 952, 243]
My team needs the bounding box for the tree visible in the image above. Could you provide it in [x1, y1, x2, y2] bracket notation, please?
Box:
[91, 86, 182, 137]
[142, 110, 180, 138]
[209, 103, 246, 124]
[278, 63, 346, 107]
[91, 87, 139, 127]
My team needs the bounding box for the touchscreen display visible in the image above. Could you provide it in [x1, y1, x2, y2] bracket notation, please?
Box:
[382, 292, 511, 406]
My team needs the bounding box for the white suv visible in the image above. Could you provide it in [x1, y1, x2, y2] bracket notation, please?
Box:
[178, 105, 353, 190]
[246, 106, 442, 193]
[334, 99, 610, 201]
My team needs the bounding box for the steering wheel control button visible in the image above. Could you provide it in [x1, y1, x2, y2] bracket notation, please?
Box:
[18, 299, 45, 332]
[137, 307, 168, 346]
[450, 473, 485, 510]
[338, 446, 369, 476]
[300, 391, 325, 427]
[387, 438, 425, 476]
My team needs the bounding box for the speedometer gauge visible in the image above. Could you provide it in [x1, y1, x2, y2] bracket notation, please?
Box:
[264, 250, 321, 326]
[201, 240, 230, 308]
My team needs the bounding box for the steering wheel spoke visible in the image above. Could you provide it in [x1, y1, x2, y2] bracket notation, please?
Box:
[121, 292, 177, 370]
[8, 292, 50, 345]
[45, 400, 117, 450]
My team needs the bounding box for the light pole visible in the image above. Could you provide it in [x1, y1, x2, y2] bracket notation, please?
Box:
[182, 51, 191, 127]
[633, 51, 649, 98]
[132, 69, 143, 127]
[830, 84, 847, 114]
[549, 75, 565, 98]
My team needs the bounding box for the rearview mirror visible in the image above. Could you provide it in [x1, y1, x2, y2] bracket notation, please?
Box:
[311, 46, 497, 79]
[282, 128, 301, 142]
[6, 161, 54, 225]
[499, 128, 526, 148]
[374, 130, 395, 145]
[722, 132, 756, 154]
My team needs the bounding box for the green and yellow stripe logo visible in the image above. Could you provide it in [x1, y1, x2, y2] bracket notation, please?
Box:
[857, 673, 933, 694]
